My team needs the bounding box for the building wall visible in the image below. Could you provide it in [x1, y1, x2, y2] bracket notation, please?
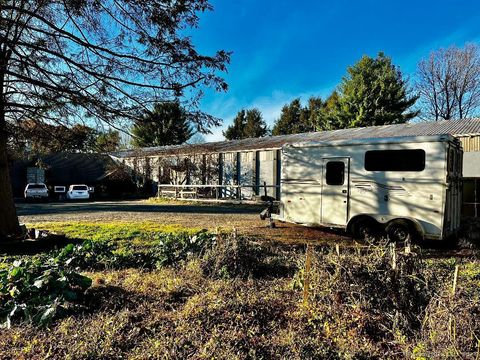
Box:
[257, 150, 279, 199]
[239, 151, 255, 199]
[458, 135, 480, 217]
[221, 152, 237, 185]
[117, 149, 282, 200]
[458, 135, 480, 152]
[463, 152, 480, 177]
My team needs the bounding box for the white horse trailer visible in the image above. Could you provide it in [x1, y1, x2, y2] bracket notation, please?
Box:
[271, 135, 463, 241]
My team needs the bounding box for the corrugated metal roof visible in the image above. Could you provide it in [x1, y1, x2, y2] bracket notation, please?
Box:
[39, 153, 116, 184]
[112, 118, 480, 158]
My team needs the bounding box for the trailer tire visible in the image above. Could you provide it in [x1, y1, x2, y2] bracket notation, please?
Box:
[352, 218, 378, 241]
[385, 220, 415, 243]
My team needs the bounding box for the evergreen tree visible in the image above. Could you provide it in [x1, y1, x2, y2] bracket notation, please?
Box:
[316, 91, 343, 131]
[223, 108, 268, 140]
[307, 96, 324, 131]
[223, 110, 247, 140]
[335, 53, 418, 128]
[244, 109, 268, 138]
[272, 98, 315, 135]
[131, 102, 193, 147]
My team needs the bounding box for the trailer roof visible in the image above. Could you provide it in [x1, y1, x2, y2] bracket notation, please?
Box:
[112, 118, 480, 158]
[286, 134, 457, 149]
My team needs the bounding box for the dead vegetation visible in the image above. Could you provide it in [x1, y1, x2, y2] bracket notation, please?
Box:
[0, 221, 479, 359]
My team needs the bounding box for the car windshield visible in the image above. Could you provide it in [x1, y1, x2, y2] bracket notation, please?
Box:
[28, 184, 46, 189]
[72, 185, 88, 191]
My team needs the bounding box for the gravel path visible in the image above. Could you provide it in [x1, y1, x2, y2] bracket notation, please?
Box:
[16, 200, 351, 244]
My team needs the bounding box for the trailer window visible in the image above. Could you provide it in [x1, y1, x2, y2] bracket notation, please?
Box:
[326, 161, 345, 185]
[364, 149, 425, 171]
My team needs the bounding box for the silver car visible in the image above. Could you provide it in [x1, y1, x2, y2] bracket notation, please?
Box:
[24, 183, 49, 200]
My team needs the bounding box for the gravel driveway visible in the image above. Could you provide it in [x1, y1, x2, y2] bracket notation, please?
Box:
[16, 200, 351, 244]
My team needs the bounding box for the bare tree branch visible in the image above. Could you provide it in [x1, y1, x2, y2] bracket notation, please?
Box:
[415, 43, 480, 120]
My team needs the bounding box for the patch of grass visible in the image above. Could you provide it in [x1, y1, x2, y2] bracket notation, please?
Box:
[145, 196, 200, 205]
[32, 221, 202, 246]
[0, 267, 306, 359]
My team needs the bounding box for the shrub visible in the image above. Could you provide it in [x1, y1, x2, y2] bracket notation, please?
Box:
[200, 232, 299, 279]
[200, 232, 264, 279]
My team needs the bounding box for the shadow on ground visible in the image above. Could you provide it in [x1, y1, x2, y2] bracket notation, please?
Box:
[16, 201, 263, 217]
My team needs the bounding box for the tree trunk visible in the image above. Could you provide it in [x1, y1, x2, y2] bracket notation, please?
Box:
[0, 113, 21, 239]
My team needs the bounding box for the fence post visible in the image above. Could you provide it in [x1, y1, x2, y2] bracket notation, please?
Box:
[303, 244, 313, 306]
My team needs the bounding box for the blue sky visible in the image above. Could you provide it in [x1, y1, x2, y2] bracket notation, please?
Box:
[190, 0, 480, 141]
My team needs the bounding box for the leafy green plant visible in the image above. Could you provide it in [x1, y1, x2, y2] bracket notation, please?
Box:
[152, 230, 216, 267]
[54, 240, 116, 269]
[0, 259, 92, 327]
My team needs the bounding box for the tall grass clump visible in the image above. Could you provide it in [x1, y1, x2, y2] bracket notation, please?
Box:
[297, 245, 437, 357]
[415, 261, 480, 359]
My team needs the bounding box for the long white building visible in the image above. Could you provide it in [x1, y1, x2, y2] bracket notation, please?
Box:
[111, 118, 480, 217]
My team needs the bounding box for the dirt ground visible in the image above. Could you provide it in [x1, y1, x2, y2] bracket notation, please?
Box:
[16, 199, 352, 245]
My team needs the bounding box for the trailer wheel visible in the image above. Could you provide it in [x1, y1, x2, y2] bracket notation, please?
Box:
[385, 220, 414, 243]
[352, 218, 377, 241]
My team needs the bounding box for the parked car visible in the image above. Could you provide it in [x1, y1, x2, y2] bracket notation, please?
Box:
[24, 183, 49, 201]
[66, 184, 90, 200]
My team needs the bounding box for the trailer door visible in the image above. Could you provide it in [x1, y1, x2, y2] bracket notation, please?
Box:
[321, 158, 350, 225]
[444, 145, 463, 236]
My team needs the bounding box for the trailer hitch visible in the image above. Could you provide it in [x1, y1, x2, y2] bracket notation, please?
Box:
[259, 183, 276, 227]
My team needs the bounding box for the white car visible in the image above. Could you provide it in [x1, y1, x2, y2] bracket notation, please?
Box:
[66, 185, 90, 200]
[24, 183, 49, 200]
